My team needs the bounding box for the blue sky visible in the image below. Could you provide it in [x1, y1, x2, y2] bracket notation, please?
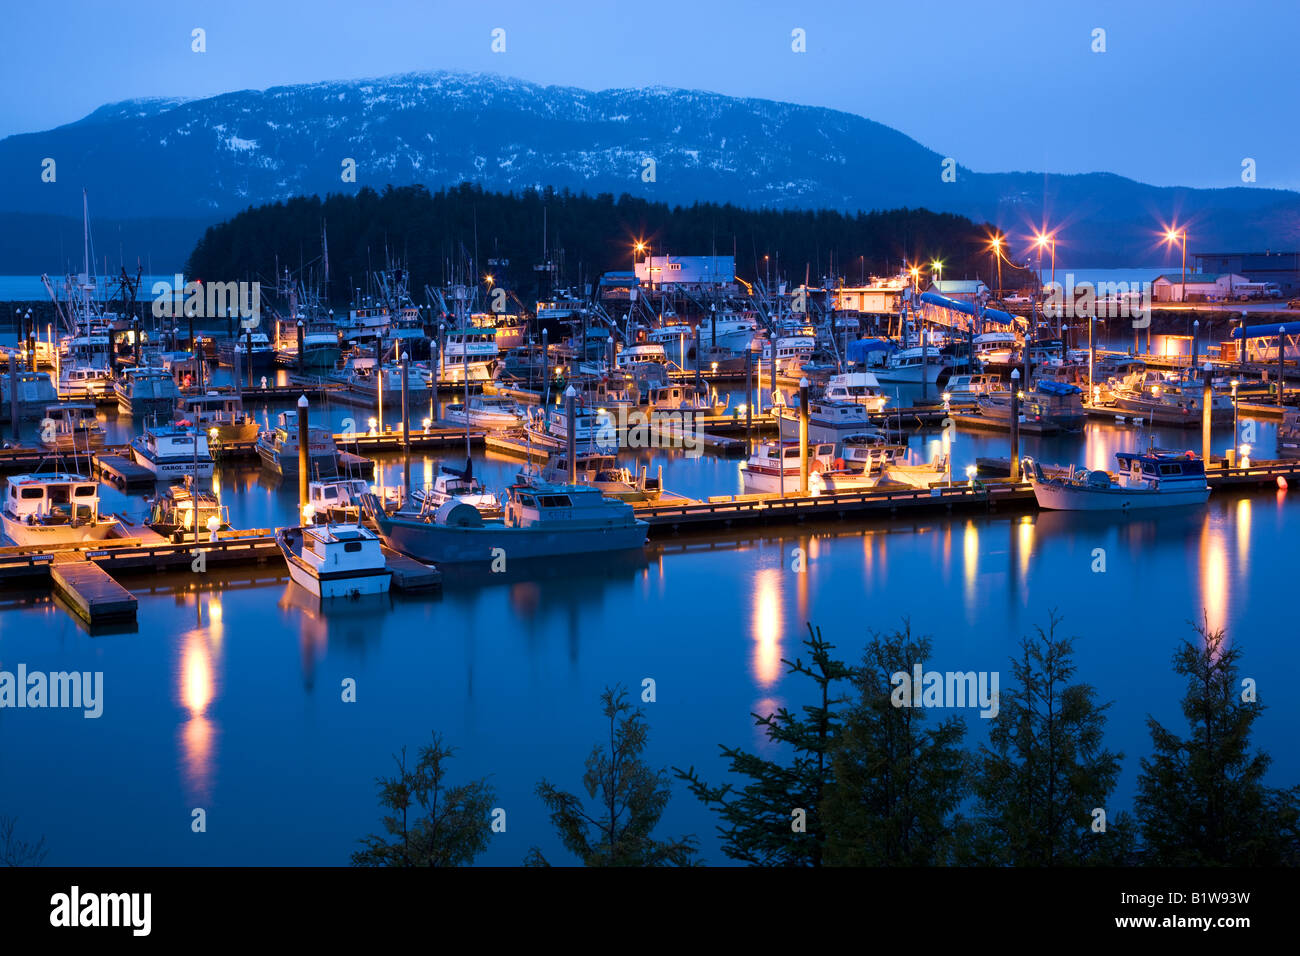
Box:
[2, 0, 1297, 190]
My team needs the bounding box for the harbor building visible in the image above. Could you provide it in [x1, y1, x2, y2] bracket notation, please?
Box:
[633, 255, 735, 291]
[1194, 251, 1300, 295]
[1151, 272, 1250, 302]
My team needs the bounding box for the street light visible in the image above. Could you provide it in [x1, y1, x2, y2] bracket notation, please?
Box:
[1163, 226, 1188, 304]
[1034, 232, 1057, 289]
[909, 265, 920, 294]
[989, 236, 1004, 295]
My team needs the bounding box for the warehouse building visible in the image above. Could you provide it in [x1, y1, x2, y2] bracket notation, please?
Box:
[1194, 252, 1300, 295]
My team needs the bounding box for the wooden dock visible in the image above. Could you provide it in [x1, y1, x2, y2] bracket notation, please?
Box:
[94, 454, 157, 490]
[50, 555, 137, 625]
[380, 546, 442, 592]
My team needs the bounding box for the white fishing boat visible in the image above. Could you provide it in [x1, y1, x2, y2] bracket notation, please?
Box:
[146, 481, 231, 542]
[1026, 450, 1211, 511]
[762, 335, 816, 377]
[776, 398, 878, 444]
[440, 328, 499, 382]
[1, 473, 122, 545]
[277, 523, 392, 599]
[944, 373, 1008, 402]
[130, 425, 215, 479]
[216, 331, 275, 371]
[822, 372, 888, 412]
[256, 412, 340, 478]
[872, 346, 949, 385]
[520, 452, 663, 503]
[739, 440, 837, 494]
[174, 392, 259, 443]
[524, 405, 618, 452]
[57, 363, 114, 400]
[972, 331, 1018, 365]
[615, 343, 671, 371]
[307, 478, 372, 523]
[2, 371, 59, 420]
[440, 394, 527, 429]
[879, 450, 951, 488]
[695, 312, 758, 352]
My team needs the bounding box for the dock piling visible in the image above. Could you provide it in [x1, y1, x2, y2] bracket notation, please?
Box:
[565, 385, 578, 484]
[297, 395, 309, 520]
[1203, 380, 1212, 462]
[799, 376, 810, 495]
[1010, 369, 1021, 481]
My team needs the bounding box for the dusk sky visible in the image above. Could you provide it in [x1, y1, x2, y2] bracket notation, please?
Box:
[2, 0, 1298, 190]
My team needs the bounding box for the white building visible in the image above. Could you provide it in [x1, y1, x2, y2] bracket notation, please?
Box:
[1152, 273, 1250, 303]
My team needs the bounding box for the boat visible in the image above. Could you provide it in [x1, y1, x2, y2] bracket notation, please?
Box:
[616, 342, 672, 372]
[1025, 450, 1211, 510]
[1, 371, 59, 420]
[332, 355, 432, 407]
[130, 424, 215, 479]
[307, 478, 372, 523]
[520, 452, 663, 503]
[364, 480, 648, 567]
[762, 335, 817, 378]
[978, 379, 1086, 432]
[776, 398, 879, 444]
[114, 367, 182, 419]
[1, 472, 122, 545]
[38, 402, 104, 453]
[972, 331, 1018, 365]
[879, 449, 951, 488]
[146, 481, 231, 542]
[440, 394, 527, 430]
[695, 311, 758, 352]
[440, 328, 499, 382]
[57, 363, 114, 400]
[409, 460, 502, 517]
[216, 331, 275, 371]
[255, 412, 340, 478]
[871, 346, 950, 386]
[174, 392, 260, 443]
[1109, 371, 1233, 426]
[821, 372, 888, 412]
[739, 440, 837, 494]
[524, 405, 618, 452]
[944, 373, 1009, 402]
[277, 523, 393, 599]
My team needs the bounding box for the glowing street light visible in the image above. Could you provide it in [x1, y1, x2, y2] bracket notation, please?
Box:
[988, 236, 1004, 295]
[1034, 231, 1057, 289]
[1163, 226, 1188, 303]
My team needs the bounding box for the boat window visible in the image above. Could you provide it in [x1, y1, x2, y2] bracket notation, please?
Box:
[74, 486, 97, 498]
[538, 495, 573, 508]
[20, 487, 44, 500]
[343, 541, 362, 553]
[321, 488, 337, 499]
[1159, 464, 1182, 476]
[517, 494, 536, 507]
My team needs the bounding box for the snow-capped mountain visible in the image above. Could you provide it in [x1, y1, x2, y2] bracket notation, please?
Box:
[2, 70, 1297, 263]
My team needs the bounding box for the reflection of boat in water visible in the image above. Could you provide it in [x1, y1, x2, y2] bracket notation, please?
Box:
[1025, 450, 1210, 511]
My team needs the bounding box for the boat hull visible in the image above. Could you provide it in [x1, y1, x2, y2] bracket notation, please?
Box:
[0, 513, 121, 546]
[1031, 480, 1210, 511]
[374, 513, 647, 566]
[277, 533, 392, 599]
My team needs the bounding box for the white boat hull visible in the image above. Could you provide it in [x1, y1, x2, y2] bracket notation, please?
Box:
[1031, 481, 1210, 511]
[284, 557, 391, 598]
[0, 513, 120, 546]
[873, 364, 945, 385]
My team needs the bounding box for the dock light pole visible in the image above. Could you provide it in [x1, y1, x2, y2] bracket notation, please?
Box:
[438, 323, 446, 385]
[1231, 379, 1239, 458]
[799, 376, 810, 495]
[1202, 378, 1213, 463]
[1009, 369, 1021, 482]
[1088, 314, 1096, 399]
[25, 309, 33, 371]
[296, 320, 305, 374]
[1192, 319, 1200, 374]
[540, 327, 548, 402]
[710, 302, 717, 351]
[564, 385, 578, 485]
[1163, 226, 1187, 306]
[400, 351, 411, 493]
[694, 324, 702, 390]
[430, 333, 440, 422]
[297, 395, 310, 520]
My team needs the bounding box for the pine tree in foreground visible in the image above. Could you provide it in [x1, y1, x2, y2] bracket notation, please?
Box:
[351, 733, 496, 867]
[526, 685, 699, 866]
[966, 613, 1134, 866]
[676, 624, 852, 866]
[1136, 620, 1300, 865]
[823, 624, 970, 866]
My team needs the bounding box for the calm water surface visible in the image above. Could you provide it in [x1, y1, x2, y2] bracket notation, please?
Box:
[0, 370, 1296, 865]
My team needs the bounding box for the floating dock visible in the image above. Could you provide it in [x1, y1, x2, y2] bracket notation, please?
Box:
[50, 555, 137, 626]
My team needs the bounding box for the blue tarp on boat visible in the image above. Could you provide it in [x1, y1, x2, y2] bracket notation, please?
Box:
[847, 338, 896, 362]
[916, 291, 1017, 326]
[1034, 379, 1082, 396]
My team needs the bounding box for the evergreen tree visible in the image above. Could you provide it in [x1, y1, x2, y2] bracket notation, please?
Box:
[352, 733, 495, 867]
[676, 624, 852, 866]
[968, 613, 1133, 865]
[0, 815, 47, 867]
[526, 685, 699, 866]
[1136, 620, 1300, 865]
[823, 624, 969, 866]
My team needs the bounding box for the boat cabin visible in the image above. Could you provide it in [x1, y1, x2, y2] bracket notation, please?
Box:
[5, 474, 101, 524]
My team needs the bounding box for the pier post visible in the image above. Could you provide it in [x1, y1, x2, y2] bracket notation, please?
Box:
[710, 303, 717, 351]
[1088, 315, 1095, 401]
[921, 316, 929, 403]
[799, 376, 810, 495]
[431, 335, 441, 422]
[745, 347, 753, 448]
[187, 308, 195, 353]
[1191, 319, 1200, 374]
[296, 320, 305, 374]
[401, 351, 410, 494]
[1202, 380, 1212, 463]
[694, 324, 702, 390]
[8, 358, 17, 440]
[246, 327, 254, 389]
[1010, 369, 1021, 482]
[565, 385, 578, 485]
[540, 328, 548, 403]
[439, 323, 446, 386]
[1279, 335, 1286, 403]
[297, 395, 309, 521]
[233, 340, 243, 398]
